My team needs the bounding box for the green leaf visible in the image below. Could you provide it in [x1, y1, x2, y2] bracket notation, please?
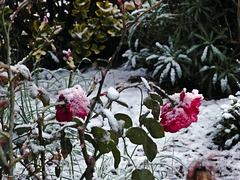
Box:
[201, 46, 208, 62]
[109, 141, 121, 168]
[114, 113, 133, 129]
[140, 118, 165, 138]
[193, 33, 207, 41]
[143, 137, 158, 162]
[151, 100, 160, 120]
[143, 97, 153, 109]
[15, 125, 32, 135]
[0, 146, 7, 167]
[109, 130, 119, 145]
[149, 92, 163, 105]
[139, 111, 150, 124]
[126, 127, 148, 145]
[84, 134, 98, 149]
[61, 137, 72, 158]
[187, 44, 201, 54]
[131, 169, 155, 180]
[72, 117, 83, 126]
[211, 45, 225, 61]
[33, 20, 40, 32]
[91, 127, 111, 154]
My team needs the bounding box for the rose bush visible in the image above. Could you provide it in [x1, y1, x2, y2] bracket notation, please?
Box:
[160, 88, 203, 133]
[55, 85, 89, 122]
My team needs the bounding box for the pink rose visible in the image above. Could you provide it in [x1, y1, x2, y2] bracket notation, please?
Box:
[160, 88, 203, 133]
[55, 85, 89, 122]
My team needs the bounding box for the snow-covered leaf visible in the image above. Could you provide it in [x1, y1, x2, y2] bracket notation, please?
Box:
[172, 61, 182, 78]
[201, 46, 208, 62]
[213, 73, 218, 85]
[114, 113, 132, 129]
[146, 54, 159, 61]
[187, 44, 201, 54]
[141, 77, 151, 91]
[170, 68, 176, 85]
[103, 109, 120, 133]
[152, 64, 164, 77]
[211, 44, 225, 61]
[159, 63, 171, 83]
[220, 76, 228, 93]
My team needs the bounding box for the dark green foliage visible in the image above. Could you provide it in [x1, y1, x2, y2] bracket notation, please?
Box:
[213, 95, 240, 149]
[124, 0, 240, 99]
[131, 169, 155, 180]
[0, 0, 122, 68]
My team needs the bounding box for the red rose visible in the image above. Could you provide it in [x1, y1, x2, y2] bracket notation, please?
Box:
[160, 89, 203, 133]
[55, 85, 89, 123]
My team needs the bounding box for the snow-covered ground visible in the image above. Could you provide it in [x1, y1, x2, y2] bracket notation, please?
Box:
[17, 66, 240, 179]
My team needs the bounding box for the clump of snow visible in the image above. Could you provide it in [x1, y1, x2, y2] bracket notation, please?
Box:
[29, 84, 39, 99]
[30, 143, 45, 154]
[222, 112, 234, 119]
[102, 109, 124, 133]
[12, 64, 31, 80]
[141, 77, 151, 90]
[107, 87, 119, 100]
[224, 129, 231, 133]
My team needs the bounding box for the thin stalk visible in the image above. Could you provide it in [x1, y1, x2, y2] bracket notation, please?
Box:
[122, 137, 137, 169]
[68, 70, 74, 88]
[149, 82, 177, 105]
[2, 4, 15, 177]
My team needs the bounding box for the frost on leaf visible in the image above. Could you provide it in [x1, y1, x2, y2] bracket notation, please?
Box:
[29, 84, 50, 106]
[102, 109, 123, 134]
[170, 68, 176, 85]
[201, 46, 208, 62]
[141, 77, 151, 91]
[220, 76, 228, 93]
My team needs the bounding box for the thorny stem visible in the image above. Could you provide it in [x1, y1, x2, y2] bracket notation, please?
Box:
[37, 117, 46, 180]
[78, 28, 128, 180]
[2, 3, 14, 177]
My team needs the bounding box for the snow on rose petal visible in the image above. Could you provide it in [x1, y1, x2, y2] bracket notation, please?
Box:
[55, 85, 89, 122]
[160, 89, 203, 133]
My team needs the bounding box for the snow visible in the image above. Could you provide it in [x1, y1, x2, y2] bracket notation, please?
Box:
[102, 108, 122, 133]
[107, 87, 119, 100]
[30, 143, 45, 154]
[12, 66, 240, 179]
